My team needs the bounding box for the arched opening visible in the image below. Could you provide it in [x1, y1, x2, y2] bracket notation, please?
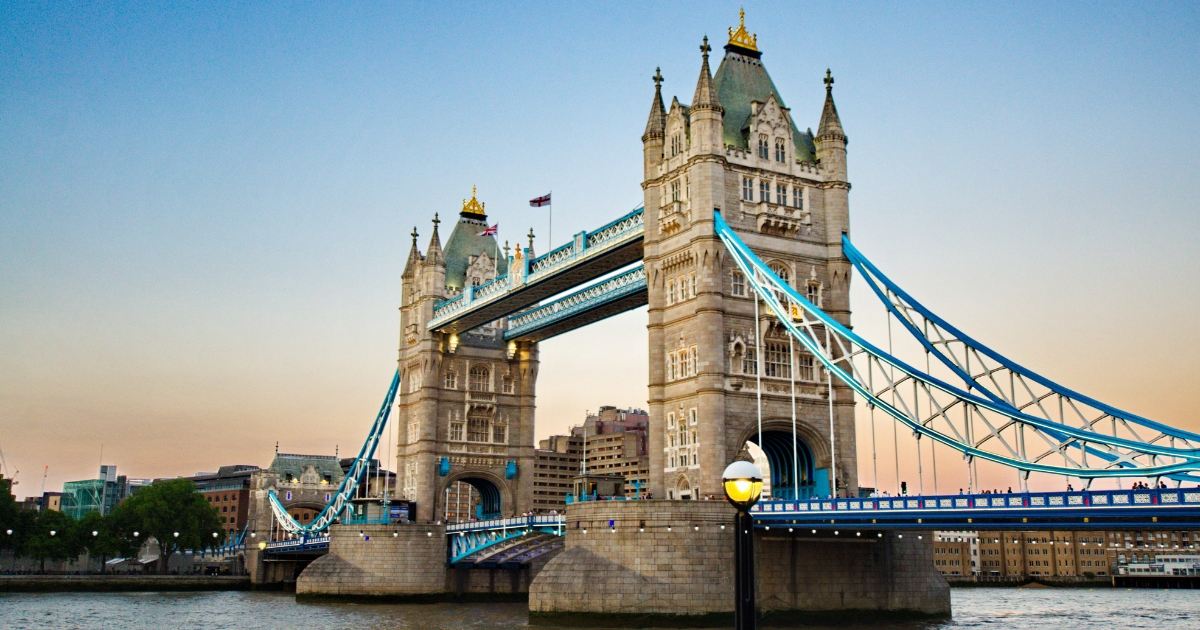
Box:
[443, 475, 504, 521]
[748, 430, 818, 500]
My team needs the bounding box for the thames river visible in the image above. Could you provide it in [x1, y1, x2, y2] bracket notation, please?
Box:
[0, 587, 1196, 629]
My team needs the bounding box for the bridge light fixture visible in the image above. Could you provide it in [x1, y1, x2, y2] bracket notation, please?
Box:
[582, 528, 588, 534]
[5, 529, 11, 535]
[426, 532, 432, 537]
[212, 532, 219, 538]
[877, 533, 883, 538]
[834, 531, 839, 536]
[49, 530, 56, 537]
[787, 528, 793, 533]
[133, 531, 139, 538]
[811, 529, 816, 534]
[856, 532, 861, 537]
[173, 532, 179, 538]
[258, 541, 267, 550]
[722, 460, 762, 630]
[92, 530, 99, 537]
[666, 526, 671, 532]
[448, 333, 460, 354]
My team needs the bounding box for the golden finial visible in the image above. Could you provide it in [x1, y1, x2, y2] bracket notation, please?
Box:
[727, 7, 759, 52]
[461, 184, 486, 217]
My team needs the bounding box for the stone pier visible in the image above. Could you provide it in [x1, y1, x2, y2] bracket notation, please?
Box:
[529, 500, 949, 624]
[296, 523, 446, 598]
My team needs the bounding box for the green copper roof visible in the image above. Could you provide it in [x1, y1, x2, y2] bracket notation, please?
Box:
[443, 215, 500, 291]
[713, 47, 815, 161]
[268, 453, 344, 484]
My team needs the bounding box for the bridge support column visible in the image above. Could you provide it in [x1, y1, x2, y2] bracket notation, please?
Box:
[296, 523, 446, 599]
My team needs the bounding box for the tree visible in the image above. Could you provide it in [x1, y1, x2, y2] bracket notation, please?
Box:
[112, 479, 223, 573]
[76, 511, 129, 573]
[24, 509, 80, 572]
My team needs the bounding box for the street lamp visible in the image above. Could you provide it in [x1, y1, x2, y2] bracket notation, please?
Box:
[723, 461, 763, 630]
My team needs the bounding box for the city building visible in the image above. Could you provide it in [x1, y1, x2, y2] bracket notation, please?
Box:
[532, 434, 582, 513]
[187, 465, 260, 536]
[931, 529, 1200, 580]
[61, 465, 149, 519]
[20, 491, 63, 512]
[530, 406, 650, 513]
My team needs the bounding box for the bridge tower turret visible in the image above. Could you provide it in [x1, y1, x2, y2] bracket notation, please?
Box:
[643, 10, 857, 501]
[395, 190, 537, 523]
[642, 67, 666, 181]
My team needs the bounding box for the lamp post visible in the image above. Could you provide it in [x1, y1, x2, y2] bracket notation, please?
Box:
[722, 461, 763, 630]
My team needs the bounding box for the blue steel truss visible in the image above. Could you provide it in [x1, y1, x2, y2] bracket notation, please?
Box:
[842, 235, 1200, 483]
[713, 211, 1200, 480]
[447, 515, 564, 564]
[265, 370, 400, 535]
[428, 206, 644, 332]
[503, 265, 647, 340]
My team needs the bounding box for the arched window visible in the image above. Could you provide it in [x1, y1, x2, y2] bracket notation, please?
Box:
[757, 135, 769, 159]
[769, 262, 791, 286]
[469, 366, 490, 392]
[806, 281, 822, 306]
[775, 138, 786, 162]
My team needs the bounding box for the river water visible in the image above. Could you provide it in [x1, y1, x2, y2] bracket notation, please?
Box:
[0, 588, 1196, 629]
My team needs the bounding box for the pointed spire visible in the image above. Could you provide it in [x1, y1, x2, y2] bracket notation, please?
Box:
[526, 227, 536, 255]
[642, 67, 666, 142]
[403, 226, 422, 276]
[817, 68, 845, 139]
[691, 36, 722, 113]
[426, 212, 443, 262]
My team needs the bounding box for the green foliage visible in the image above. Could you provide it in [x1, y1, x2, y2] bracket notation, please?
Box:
[24, 509, 81, 564]
[75, 510, 132, 565]
[111, 479, 223, 572]
[0, 487, 18, 551]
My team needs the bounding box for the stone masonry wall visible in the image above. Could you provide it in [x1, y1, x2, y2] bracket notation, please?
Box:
[530, 501, 949, 620]
[296, 523, 446, 598]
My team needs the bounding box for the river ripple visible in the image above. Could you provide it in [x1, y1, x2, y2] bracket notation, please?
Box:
[0, 587, 1196, 629]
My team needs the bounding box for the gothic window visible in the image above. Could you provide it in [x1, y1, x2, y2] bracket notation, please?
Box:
[472, 278, 481, 287]
[667, 279, 677, 305]
[687, 346, 697, 376]
[775, 138, 786, 162]
[806, 281, 822, 306]
[769, 262, 791, 286]
[742, 346, 758, 375]
[798, 354, 816, 381]
[794, 186, 804, 209]
[731, 269, 746, 297]
[758, 135, 769, 159]
[777, 184, 788, 207]
[407, 421, 419, 444]
[742, 177, 753, 201]
[692, 452, 698, 466]
[670, 179, 681, 202]
[501, 375, 515, 394]
[444, 370, 457, 389]
[764, 341, 791, 379]
[688, 408, 698, 426]
[492, 422, 507, 444]
[449, 420, 465, 442]
[467, 414, 489, 442]
[759, 180, 770, 202]
[468, 366, 490, 392]
[689, 274, 697, 298]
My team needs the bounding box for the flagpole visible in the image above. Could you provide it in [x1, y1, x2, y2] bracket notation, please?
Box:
[547, 189, 552, 252]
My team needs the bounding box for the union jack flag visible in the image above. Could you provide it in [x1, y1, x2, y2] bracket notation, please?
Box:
[478, 224, 498, 236]
[529, 193, 551, 207]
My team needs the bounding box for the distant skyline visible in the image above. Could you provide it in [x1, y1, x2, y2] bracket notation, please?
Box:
[2, 2, 1198, 498]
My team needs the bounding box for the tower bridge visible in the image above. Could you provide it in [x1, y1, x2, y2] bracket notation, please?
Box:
[237, 10, 1200, 623]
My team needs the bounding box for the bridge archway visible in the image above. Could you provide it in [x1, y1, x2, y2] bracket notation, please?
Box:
[741, 421, 829, 501]
[441, 471, 511, 521]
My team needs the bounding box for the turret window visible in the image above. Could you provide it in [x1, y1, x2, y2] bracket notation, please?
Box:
[757, 135, 769, 159]
[775, 138, 786, 162]
[793, 186, 804, 209]
[742, 177, 754, 201]
[731, 270, 746, 297]
[776, 184, 788, 207]
[759, 181, 770, 202]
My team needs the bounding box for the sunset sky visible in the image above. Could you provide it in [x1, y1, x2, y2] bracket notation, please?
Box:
[2, 2, 1198, 499]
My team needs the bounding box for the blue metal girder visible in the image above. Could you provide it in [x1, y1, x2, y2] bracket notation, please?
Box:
[751, 488, 1200, 531]
[503, 265, 647, 341]
[713, 210, 1200, 478]
[429, 206, 644, 335]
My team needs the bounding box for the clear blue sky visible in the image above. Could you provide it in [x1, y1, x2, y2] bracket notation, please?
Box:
[2, 2, 1198, 496]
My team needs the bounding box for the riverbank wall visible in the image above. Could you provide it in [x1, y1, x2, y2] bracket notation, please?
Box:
[0, 575, 250, 592]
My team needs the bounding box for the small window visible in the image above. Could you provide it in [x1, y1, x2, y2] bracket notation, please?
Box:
[443, 371, 457, 389]
[797, 354, 815, 381]
[764, 341, 790, 379]
[742, 177, 754, 201]
[759, 180, 770, 202]
[742, 346, 758, 375]
[794, 186, 804, 209]
[775, 138, 786, 162]
[492, 423, 507, 444]
[667, 280, 677, 305]
[670, 179, 681, 202]
[806, 282, 821, 306]
[731, 270, 746, 297]
[501, 376, 515, 394]
[769, 262, 791, 285]
[777, 184, 788, 207]
[758, 135, 769, 159]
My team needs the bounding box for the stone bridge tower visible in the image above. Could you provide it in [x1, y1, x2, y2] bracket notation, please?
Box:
[395, 189, 538, 522]
[642, 12, 856, 500]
